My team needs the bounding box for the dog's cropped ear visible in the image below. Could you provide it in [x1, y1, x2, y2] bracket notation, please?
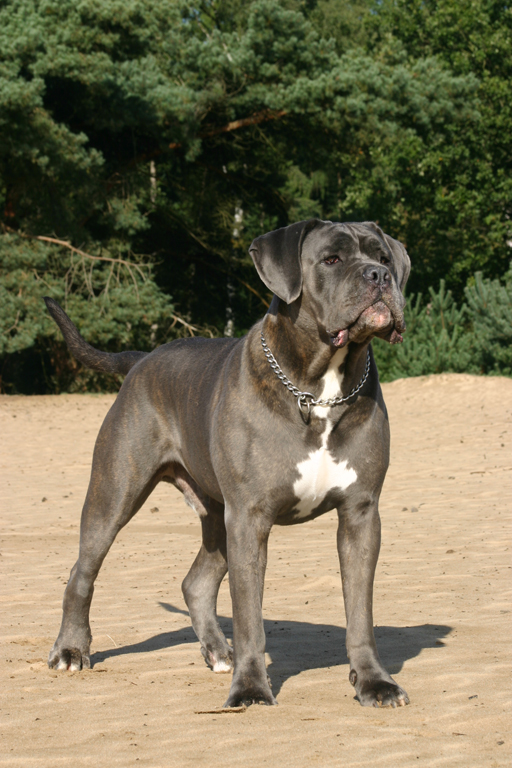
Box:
[384, 235, 411, 292]
[249, 219, 321, 303]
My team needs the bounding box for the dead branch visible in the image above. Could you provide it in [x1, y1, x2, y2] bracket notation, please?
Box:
[33, 236, 147, 283]
[170, 313, 215, 338]
[5, 309, 21, 335]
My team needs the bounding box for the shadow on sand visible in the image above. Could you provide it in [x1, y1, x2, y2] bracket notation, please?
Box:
[90, 601, 451, 697]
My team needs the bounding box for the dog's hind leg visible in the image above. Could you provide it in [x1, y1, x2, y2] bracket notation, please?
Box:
[181, 503, 232, 673]
[48, 397, 168, 672]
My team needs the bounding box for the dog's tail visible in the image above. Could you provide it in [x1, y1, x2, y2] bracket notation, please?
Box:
[43, 297, 148, 375]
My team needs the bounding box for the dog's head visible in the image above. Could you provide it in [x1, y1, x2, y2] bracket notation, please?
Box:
[249, 219, 410, 347]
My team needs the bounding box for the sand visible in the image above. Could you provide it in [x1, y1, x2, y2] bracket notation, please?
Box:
[1, 374, 511, 767]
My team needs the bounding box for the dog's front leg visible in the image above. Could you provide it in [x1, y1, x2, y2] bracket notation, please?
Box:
[222, 507, 277, 707]
[337, 496, 409, 707]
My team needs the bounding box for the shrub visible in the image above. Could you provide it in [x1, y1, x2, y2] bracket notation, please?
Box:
[464, 265, 512, 376]
[373, 266, 512, 381]
[0, 234, 175, 393]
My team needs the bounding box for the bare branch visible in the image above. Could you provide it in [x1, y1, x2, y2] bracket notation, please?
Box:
[5, 309, 21, 335]
[169, 313, 215, 338]
[33, 236, 147, 283]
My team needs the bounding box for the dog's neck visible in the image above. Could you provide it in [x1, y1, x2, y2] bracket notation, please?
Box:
[262, 296, 370, 402]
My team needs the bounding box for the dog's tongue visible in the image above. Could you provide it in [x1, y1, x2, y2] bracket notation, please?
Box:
[332, 329, 349, 347]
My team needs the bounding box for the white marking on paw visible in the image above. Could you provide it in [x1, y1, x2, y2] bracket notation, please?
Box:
[212, 660, 233, 673]
[293, 420, 357, 518]
[312, 347, 348, 419]
[56, 659, 68, 671]
[69, 662, 81, 671]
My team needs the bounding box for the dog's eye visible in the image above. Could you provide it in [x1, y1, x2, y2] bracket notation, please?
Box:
[380, 255, 390, 266]
[323, 256, 340, 266]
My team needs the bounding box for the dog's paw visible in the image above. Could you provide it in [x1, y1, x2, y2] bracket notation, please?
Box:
[223, 682, 277, 708]
[350, 670, 409, 708]
[202, 645, 234, 674]
[48, 646, 90, 672]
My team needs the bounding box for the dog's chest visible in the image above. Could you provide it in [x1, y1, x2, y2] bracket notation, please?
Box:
[291, 348, 358, 519]
[291, 421, 357, 518]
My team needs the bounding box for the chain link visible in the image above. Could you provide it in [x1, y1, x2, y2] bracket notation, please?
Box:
[260, 329, 371, 419]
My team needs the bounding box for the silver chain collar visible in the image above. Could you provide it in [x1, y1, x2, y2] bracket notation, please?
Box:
[260, 330, 371, 423]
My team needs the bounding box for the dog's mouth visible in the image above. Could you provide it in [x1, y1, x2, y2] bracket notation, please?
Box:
[330, 300, 405, 348]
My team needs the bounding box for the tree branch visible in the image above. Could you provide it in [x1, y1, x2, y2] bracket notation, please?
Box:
[164, 212, 270, 308]
[121, 108, 289, 170]
[32, 236, 147, 282]
[168, 109, 288, 149]
[169, 313, 215, 337]
[75, 109, 289, 228]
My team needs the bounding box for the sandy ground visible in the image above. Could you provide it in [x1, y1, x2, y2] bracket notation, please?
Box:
[1, 374, 511, 767]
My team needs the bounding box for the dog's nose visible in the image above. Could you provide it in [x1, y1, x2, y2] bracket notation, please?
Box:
[363, 264, 390, 287]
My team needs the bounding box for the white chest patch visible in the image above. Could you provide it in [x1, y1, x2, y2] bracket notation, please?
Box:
[293, 347, 357, 518]
[292, 427, 357, 518]
[311, 347, 349, 419]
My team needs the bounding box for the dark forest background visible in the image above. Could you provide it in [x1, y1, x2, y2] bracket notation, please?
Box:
[1, 0, 511, 392]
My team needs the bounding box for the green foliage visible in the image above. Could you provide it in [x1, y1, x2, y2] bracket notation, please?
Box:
[373, 282, 473, 379]
[0, 0, 511, 392]
[373, 267, 512, 380]
[0, 234, 175, 393]
[363, 0, 512, 296]
[464, 265, 512, 376]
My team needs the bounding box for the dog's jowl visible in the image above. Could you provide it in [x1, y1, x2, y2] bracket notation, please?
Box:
[45, 219, 411, 708]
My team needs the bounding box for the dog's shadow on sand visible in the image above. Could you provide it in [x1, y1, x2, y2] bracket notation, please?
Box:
[91, 602, 451, 696]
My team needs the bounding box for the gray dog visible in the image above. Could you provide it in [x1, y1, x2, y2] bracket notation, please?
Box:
[44, 218, 411, 709]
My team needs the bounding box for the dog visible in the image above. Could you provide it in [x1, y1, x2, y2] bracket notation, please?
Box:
[44, 218, 411, 708]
